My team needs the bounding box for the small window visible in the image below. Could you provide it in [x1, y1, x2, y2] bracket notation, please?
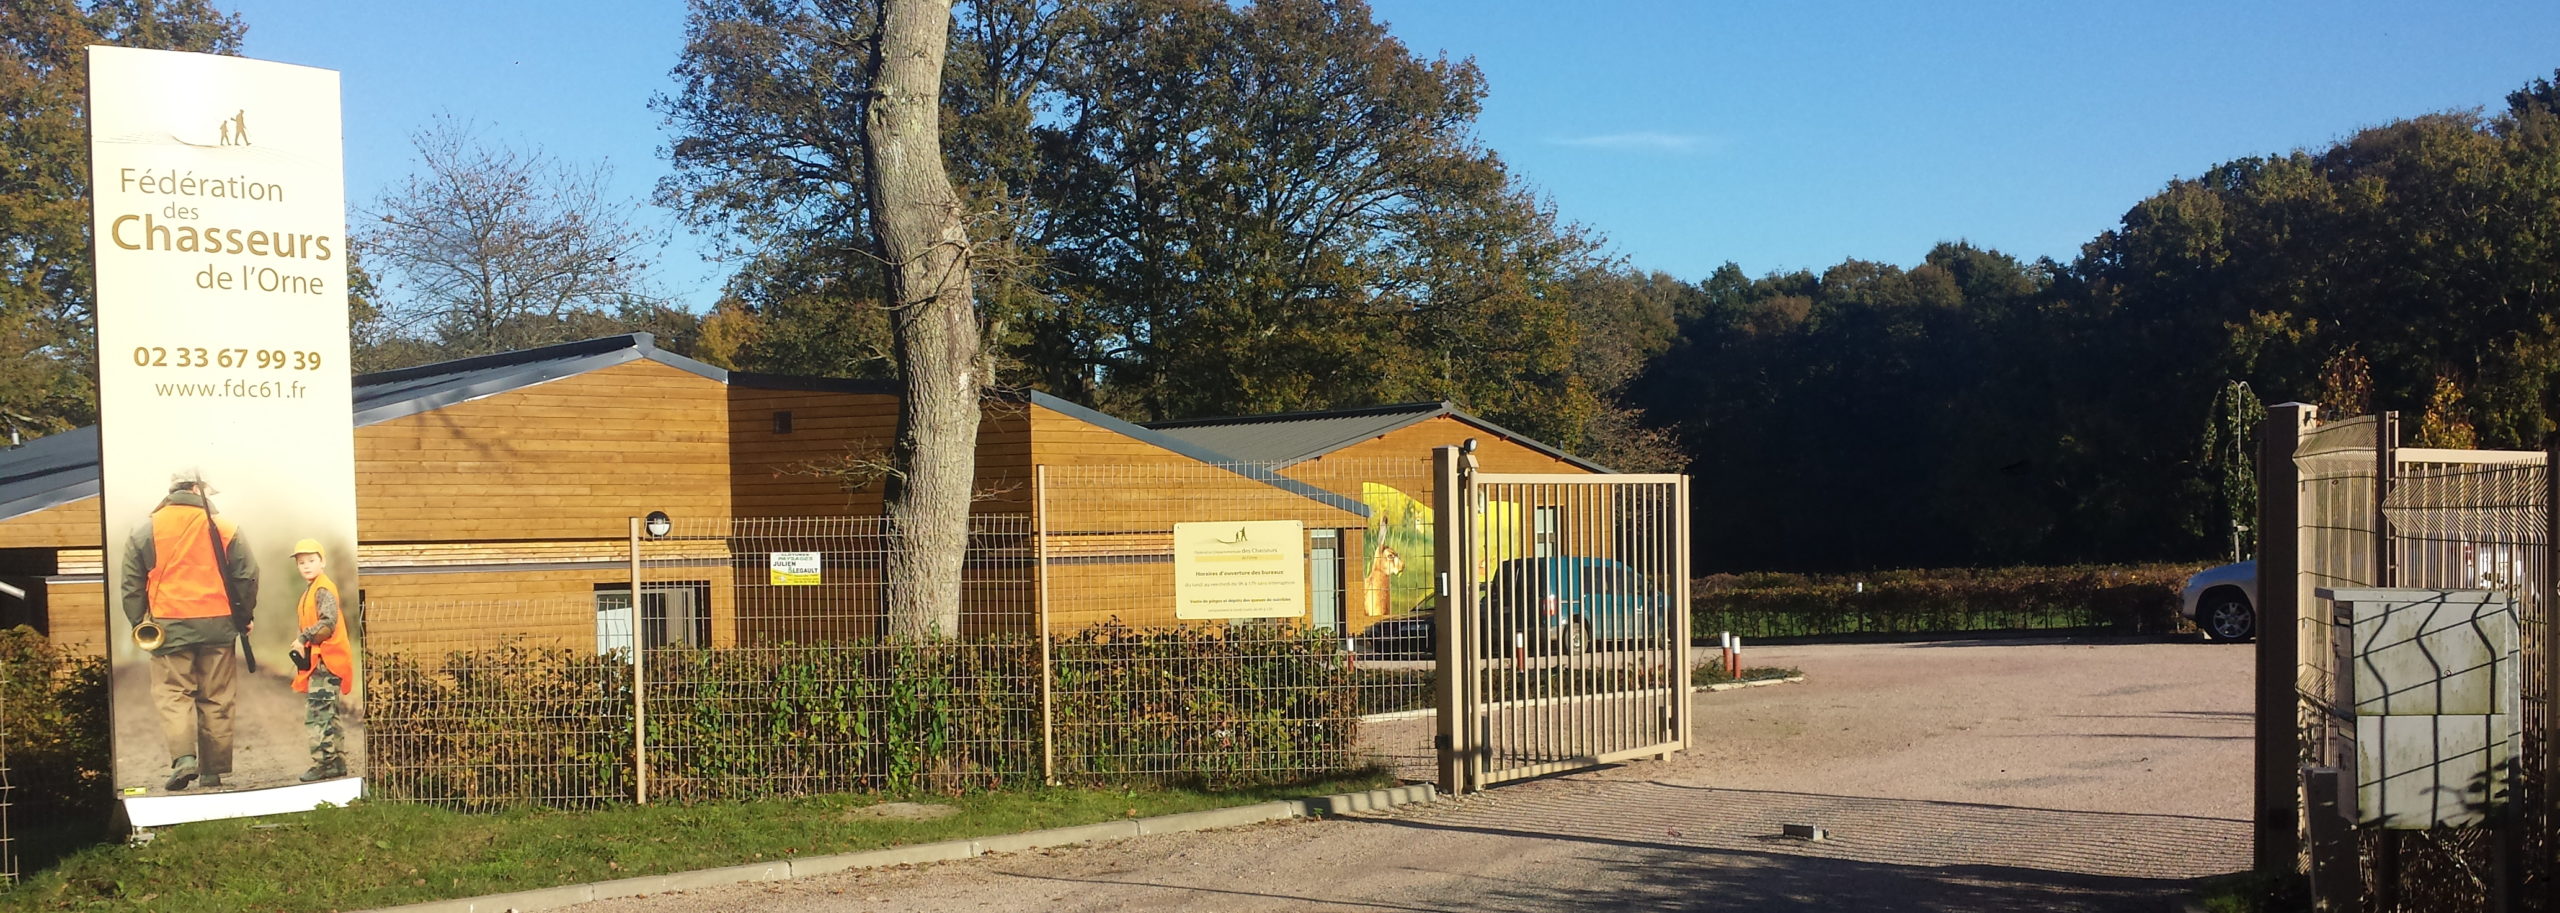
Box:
[596, 581, 712, 654]
[1532, 506, 1561, 558]
[773, 410, 795, 434]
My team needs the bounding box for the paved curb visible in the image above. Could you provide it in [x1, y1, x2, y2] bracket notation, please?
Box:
[354, 784, 1438, 913]
[1696, 673, 1807, 693]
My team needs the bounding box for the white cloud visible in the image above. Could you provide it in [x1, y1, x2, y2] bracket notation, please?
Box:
[1547, 131, 1717, 154]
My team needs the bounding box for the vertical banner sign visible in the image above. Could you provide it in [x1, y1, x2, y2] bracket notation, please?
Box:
[89, 47, 361, 827]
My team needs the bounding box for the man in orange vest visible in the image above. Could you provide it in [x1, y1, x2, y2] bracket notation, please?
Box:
[118, 470, 260, 791]
[289, 539, 352, 782]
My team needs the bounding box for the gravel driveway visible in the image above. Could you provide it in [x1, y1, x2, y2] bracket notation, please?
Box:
[574, 637, 2253, 913]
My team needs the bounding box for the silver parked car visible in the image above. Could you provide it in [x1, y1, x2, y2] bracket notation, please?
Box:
[2181, 560, 2257, 642]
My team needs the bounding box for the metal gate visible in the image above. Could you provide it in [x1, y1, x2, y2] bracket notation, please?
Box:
[1433, 447, 1692, 792]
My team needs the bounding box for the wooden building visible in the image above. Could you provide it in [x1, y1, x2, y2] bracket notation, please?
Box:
[0, 335, 1607, 654]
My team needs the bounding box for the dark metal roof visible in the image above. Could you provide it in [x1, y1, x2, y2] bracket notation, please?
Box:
[1144, 401, 1613, 473]
[0, 334, 1369, 523]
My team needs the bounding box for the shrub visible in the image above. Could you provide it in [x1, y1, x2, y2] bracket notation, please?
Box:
[365, 644, 632, 809]
[1049, 621, 1361, 788]
[1692, 563, 2202, 639]
[0, 627, 111, 822]
[364, 623, 1363, 806]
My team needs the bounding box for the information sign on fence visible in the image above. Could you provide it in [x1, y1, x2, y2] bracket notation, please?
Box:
[767, 551, 822, 586]
[2322, 587, 2519, 829]
[1172, 520, 1305, 619]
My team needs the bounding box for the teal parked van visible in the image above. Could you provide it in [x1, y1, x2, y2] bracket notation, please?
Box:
[1482, 556, 1674, 655]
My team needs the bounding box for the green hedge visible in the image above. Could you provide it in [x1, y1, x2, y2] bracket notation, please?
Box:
[365, 644, 633, 809]
[1049, 622, 1361, 788]
[1692, 563, 2203, 639]
[365, 623, 1364, 807]
[0, 627, 111, 823]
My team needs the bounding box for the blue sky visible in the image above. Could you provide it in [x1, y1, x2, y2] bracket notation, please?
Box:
[225, 0, 2560, 311]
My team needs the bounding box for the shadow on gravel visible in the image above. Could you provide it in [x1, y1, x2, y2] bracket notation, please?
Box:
[1337, 779, 2247, 913]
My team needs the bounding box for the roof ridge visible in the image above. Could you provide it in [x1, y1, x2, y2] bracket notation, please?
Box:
[353, 334, 650, 388]
[1141, 400, 1448, 429]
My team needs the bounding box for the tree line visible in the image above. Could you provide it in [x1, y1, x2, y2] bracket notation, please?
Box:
[1636, 75, 2560, 570]
[7, 1, 2559, 570]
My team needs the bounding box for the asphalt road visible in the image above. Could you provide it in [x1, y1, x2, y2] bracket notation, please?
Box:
[575, 637, 2253, 913]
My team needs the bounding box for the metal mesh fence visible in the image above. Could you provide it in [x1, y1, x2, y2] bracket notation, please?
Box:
[1040, 458, 1442, 782]
[364, 458, 1444, 805]
[2296, 415, 2381, 777]
[364, 598, 635, 808]
[2279, 415, 2554, 911]
[2374, 454, 2549, 910]
[641, 515, 1044, 798]
[1, 646, 12, 886]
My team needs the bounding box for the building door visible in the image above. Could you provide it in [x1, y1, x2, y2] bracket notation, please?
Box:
[1309, 529, 1342, 633]
[1533, 506, 1561, 557]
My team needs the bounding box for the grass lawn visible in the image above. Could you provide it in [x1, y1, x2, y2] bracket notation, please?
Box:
[1, 771, 1397, 913]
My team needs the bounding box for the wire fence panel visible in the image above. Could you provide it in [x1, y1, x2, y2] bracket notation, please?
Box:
[1041, 458, 1439, 783]
[1, 646, 13, 887]
[2297, 415, 2381, 777]
[639, 515, 1044, 798]
[2380, 454, 2550, 911]
[2277, 413, 2556, 911]
[362, 598, 634, 809]
[362, 455, 1437, 806]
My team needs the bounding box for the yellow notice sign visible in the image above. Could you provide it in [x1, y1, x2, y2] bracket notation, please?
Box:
[769, 551, 822, 586]
[1173, 521, 1307, 619]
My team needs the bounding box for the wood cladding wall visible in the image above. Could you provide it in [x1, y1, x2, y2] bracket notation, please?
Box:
[728, 386, 1034, 518]
[358, 360, 731, 542]
[361, 564, 739, 656]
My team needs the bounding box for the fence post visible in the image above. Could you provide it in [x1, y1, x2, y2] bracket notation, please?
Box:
[2304, 767, 2355, 912]
[2546, 433, 2560, 913]
[1675, 474, 1692, 753]
[1036, 464, 1055, 785]
[1432, 446, 1471, 794]
[2375, 412, 2396, 592]
[2257, 403, 2314, 875]
[629, 517, 648, 806]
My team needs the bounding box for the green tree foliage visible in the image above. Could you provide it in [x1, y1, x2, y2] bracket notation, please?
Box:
[0, 0, 243, 432]
[1635, 244, 2071, 569]
[660, 0, 1637, 452]
[1639, 70, 2560, 569]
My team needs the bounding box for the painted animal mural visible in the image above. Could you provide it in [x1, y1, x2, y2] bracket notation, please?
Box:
[1360, 542, 1405, 617]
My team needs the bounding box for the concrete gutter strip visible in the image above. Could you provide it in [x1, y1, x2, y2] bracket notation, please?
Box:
[355, 784, 1438, 913]
[1698, 674, 1807, 693]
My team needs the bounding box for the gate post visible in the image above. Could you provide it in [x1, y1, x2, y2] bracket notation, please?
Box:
[629, 517, 649, 805]
[1433, 446, 1473, 794]
[2256, 403, 2314, 874]
[2546, 433, 2560, 913]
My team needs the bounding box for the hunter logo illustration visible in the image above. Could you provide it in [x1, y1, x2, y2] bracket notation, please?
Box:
[1215, 526, 1250, 545]
[218, 109, 250, 145]
[216, 108, 250, 145]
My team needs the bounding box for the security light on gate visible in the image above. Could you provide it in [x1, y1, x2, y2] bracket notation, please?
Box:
[644, 511, 672, 538]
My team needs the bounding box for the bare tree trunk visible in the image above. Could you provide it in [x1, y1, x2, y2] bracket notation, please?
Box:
[865, 0, 979, 639]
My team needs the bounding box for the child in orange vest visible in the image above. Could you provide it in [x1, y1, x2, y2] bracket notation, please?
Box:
[289, 539, 354, 782]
